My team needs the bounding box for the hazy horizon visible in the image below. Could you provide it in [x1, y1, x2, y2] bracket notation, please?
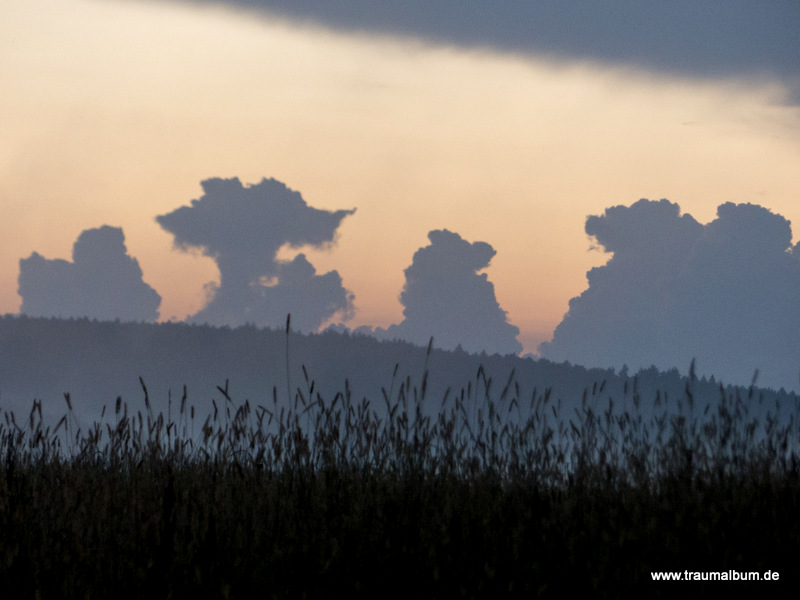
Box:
[3, 0, 800, 385]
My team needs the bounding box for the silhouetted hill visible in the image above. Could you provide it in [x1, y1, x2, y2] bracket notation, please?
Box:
[0, 315, 796, 431]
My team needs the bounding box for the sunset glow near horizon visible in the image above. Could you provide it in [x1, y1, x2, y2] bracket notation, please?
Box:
[3, 0, 800, 356]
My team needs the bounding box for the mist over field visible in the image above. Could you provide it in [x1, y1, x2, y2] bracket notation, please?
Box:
[4, 313, 799, 596]
[0, 315, 796, 437]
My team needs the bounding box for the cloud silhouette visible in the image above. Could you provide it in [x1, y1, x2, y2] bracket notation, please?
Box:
[160, 0, 800, 103]
[367, 229, 522, 356]
[18, 226, 161, 322]
[539, 199, 800, 390]
[156, 177, 356, 332]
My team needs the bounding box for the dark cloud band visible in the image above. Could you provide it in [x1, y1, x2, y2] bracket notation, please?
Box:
[154, 0, 800, 103]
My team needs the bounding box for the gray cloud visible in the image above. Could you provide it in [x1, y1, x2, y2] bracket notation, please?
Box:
[539, 199, 800, 390]
[156, 177, 355, 332]
[366, 229, 522, 356]
[156, 0, 800, 103]
[18, 226, 161, 322]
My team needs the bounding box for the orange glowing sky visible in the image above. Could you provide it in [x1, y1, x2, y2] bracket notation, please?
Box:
[2, 0, 799, 354]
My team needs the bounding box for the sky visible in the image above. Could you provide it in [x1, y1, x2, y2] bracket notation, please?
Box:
[3, 0, 800, 375]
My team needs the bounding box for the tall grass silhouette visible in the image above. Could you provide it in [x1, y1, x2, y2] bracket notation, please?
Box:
[1, 335, 798, 597]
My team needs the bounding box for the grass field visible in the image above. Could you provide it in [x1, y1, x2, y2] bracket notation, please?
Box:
[1, 355, 799, 598]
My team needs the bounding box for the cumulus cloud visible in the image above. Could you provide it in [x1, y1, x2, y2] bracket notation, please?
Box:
[18, 226, 161, 322]
[156, 177, 355, 332]
[367, 229, 522, 356]
[539, 199, 800, 390]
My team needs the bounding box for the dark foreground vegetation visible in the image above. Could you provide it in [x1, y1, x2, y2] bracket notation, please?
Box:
[1, 359, 799, 598]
